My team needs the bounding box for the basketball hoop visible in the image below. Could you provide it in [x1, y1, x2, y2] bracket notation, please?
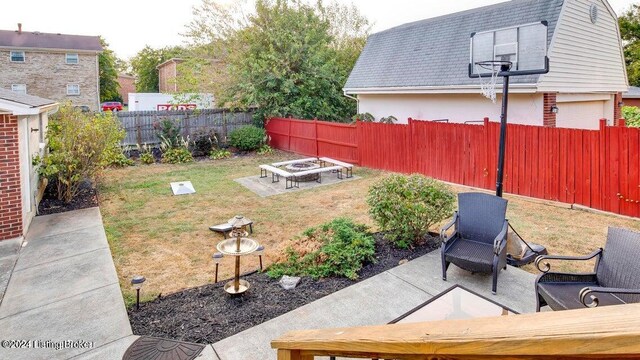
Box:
[474, 60, 512, 103]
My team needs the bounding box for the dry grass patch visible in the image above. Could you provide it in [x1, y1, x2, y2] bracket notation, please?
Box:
[99, 153, 640, 306]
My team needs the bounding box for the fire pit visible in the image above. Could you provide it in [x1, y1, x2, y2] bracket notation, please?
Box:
[285, 162, 320, 182]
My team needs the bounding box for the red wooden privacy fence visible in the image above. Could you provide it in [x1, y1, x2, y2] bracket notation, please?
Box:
[265, 117, 640, 218]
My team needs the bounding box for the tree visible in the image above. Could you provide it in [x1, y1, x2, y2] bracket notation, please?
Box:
[620, 5, 640, 86]
[183, 0, 370, 123]
[99, 37, 121, 102]
[130, 45, 184, 92]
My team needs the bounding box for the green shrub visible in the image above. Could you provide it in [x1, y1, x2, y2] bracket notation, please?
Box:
[229, 125, 266, 151]
[154, 119, 182, 148]
[367, 174, 455, 248]
[257, 144, 274, 155]
[267, 218, 375, 280]
[162, 148, 193, 164]
[622, 106, 640, 127]
[210, 149, 232, 160]
[139, 152, 155, 164]
[103, 151, 134, 167]
[380, 115, 398, 124]
[351, 112, 375, 122]
[37, 104, 126, 202]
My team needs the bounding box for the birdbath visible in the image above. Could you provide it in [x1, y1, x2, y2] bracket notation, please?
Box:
[216, 215, 259, 295]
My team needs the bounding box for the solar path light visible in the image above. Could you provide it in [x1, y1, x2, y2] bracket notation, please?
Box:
[131, 275, 146, 310]
[212, 252, 224, 283]
[255, 245, 265, 271]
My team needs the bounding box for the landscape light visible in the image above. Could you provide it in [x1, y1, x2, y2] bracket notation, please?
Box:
[213, 252, 224, 283]
[131, 275, 146, 310]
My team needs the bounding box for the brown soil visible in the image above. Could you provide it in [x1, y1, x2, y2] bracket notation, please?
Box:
[128, 233, 438, 344]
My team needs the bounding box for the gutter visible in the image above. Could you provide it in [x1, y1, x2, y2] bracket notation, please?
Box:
[342, 90, 359, 113]
[343, 84, 538, 95]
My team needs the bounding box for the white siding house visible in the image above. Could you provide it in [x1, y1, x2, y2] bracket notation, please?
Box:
[344, 0, 627, 130]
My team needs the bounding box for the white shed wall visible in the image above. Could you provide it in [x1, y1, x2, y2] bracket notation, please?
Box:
[357, 93, 544, 126]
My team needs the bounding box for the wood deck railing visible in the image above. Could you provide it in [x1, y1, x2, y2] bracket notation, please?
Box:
[272, 303, 640, 359]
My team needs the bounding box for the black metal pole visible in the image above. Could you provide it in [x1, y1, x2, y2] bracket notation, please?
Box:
[215, 263, 219, 283]
[136, 289, 140, 310]
[259, 255, 263, 272]
[496, 73, 510, 198]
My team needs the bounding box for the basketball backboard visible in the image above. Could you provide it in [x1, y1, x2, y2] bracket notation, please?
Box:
[469, 21, 549, 78]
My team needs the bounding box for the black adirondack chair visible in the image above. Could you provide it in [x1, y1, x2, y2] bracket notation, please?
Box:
[535, 227, 640, 311]
[441, 192, 509, 294]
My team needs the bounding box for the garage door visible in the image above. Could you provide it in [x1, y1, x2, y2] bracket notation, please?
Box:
[556, 101, 605, 130]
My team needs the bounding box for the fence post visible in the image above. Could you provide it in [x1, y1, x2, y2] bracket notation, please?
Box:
[222, 110, 228, 143]
[184, 112, 191, 138]
[135, 113, 142, 148]
[314, 118, 319, 157]
[616, 118, 626, 127]
[599, 118, 608, 211]
[287, 118, 292, 151]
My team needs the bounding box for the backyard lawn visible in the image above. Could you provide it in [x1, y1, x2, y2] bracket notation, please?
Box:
[99, 151, 640, 305]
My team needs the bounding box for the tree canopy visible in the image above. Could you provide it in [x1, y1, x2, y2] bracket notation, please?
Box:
[99, 37, 121, 102]
[620, 4, 640, 86]
[130, 45, 184, 92]
[184, 0, 370, 123]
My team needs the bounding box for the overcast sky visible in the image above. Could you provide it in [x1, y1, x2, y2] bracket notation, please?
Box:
[0, 0, 636, 59]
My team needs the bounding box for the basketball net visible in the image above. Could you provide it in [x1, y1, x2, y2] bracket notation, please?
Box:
[475, 63, 500, 103]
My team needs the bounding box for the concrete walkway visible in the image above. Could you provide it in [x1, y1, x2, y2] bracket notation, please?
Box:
[212, 251, 536, 360]
[0, 208, 136, 360]
[0, 207, 537, 360]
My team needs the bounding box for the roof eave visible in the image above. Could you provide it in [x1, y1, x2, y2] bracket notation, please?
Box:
[343, 84, 539, 95]
[0, 45, 102, 53]
[0, 101, 58, 115]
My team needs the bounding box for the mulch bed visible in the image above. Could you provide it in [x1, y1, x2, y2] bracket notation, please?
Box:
[128, 233, 439, 344]
[37, 180, 99, 216]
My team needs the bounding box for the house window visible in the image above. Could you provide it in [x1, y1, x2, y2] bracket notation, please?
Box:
[65, 53, 79, 64]
[11, 84, 26, 94]
[10, 51, 25, 62]
[67, 84, 80, 96]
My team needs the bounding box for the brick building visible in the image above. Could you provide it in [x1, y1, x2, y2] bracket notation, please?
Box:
[0, 24, 102, 111]
[117, 73, 135, 105]
[0, 88, 57, 241]
[157, 58, 184, 93]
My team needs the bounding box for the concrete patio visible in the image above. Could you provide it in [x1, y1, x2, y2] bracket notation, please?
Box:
[0, 207, 536, 360]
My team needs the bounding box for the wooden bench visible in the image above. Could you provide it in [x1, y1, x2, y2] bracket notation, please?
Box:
[271, 157, 318, 167]
[259, 164, 297, 189]
[318, 157, 354, 178]
[288, 165, 344, 188]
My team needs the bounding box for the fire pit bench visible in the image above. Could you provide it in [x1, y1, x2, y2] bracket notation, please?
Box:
[259, 164, 298, 189]
[318, 157, 354, 178]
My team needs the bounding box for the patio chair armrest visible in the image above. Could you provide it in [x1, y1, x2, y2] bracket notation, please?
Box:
[440, 212, 458, 243]
[535, 248, 603, 273]
[493, 220, 508, 255]
[579, 286, 640, 308]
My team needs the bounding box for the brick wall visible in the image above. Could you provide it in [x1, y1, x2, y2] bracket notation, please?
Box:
[0, 50, 99, 110]
[117, 75, 135, 105]
[543, 93, 557, 127]
[0, 114, 23, 241]
[614, 91, 622, 121]
[158, 60, 183, 93]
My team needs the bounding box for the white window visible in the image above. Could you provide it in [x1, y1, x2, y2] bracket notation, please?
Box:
[11, 84, 26, 94]
[10, 51, 25, 62]
[65, 53, 79, 64]
[67, 84, 80, 96]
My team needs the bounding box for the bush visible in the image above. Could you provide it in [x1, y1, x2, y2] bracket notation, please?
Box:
[154, 119, 182, 148]
[37, 104, 126, 202]
[140, 152, 155, 164]
[622, 106, 640, 127]
[351, 112, 375, 122]
[267, 218, 375, 280]
[191, 129, 219, 157]
[229, 125, 265, 151]
[103, 152, 134, 167]
[256, 144, 273, 155]
[367, 174, 455, 248]
[210, 149, 232, 160]
[162, 147, 193, 164]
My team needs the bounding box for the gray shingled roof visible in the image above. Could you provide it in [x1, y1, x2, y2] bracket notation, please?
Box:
[345, 0, 564, 90]
[623, 86, 640, 98]
[0, 88, 56, 108]
[0, 30, 102, 52]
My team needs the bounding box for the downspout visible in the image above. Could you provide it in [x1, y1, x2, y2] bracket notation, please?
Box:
[343, 90, 359, 114]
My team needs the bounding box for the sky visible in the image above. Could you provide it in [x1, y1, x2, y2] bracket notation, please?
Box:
[0, 0, 636, 60]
